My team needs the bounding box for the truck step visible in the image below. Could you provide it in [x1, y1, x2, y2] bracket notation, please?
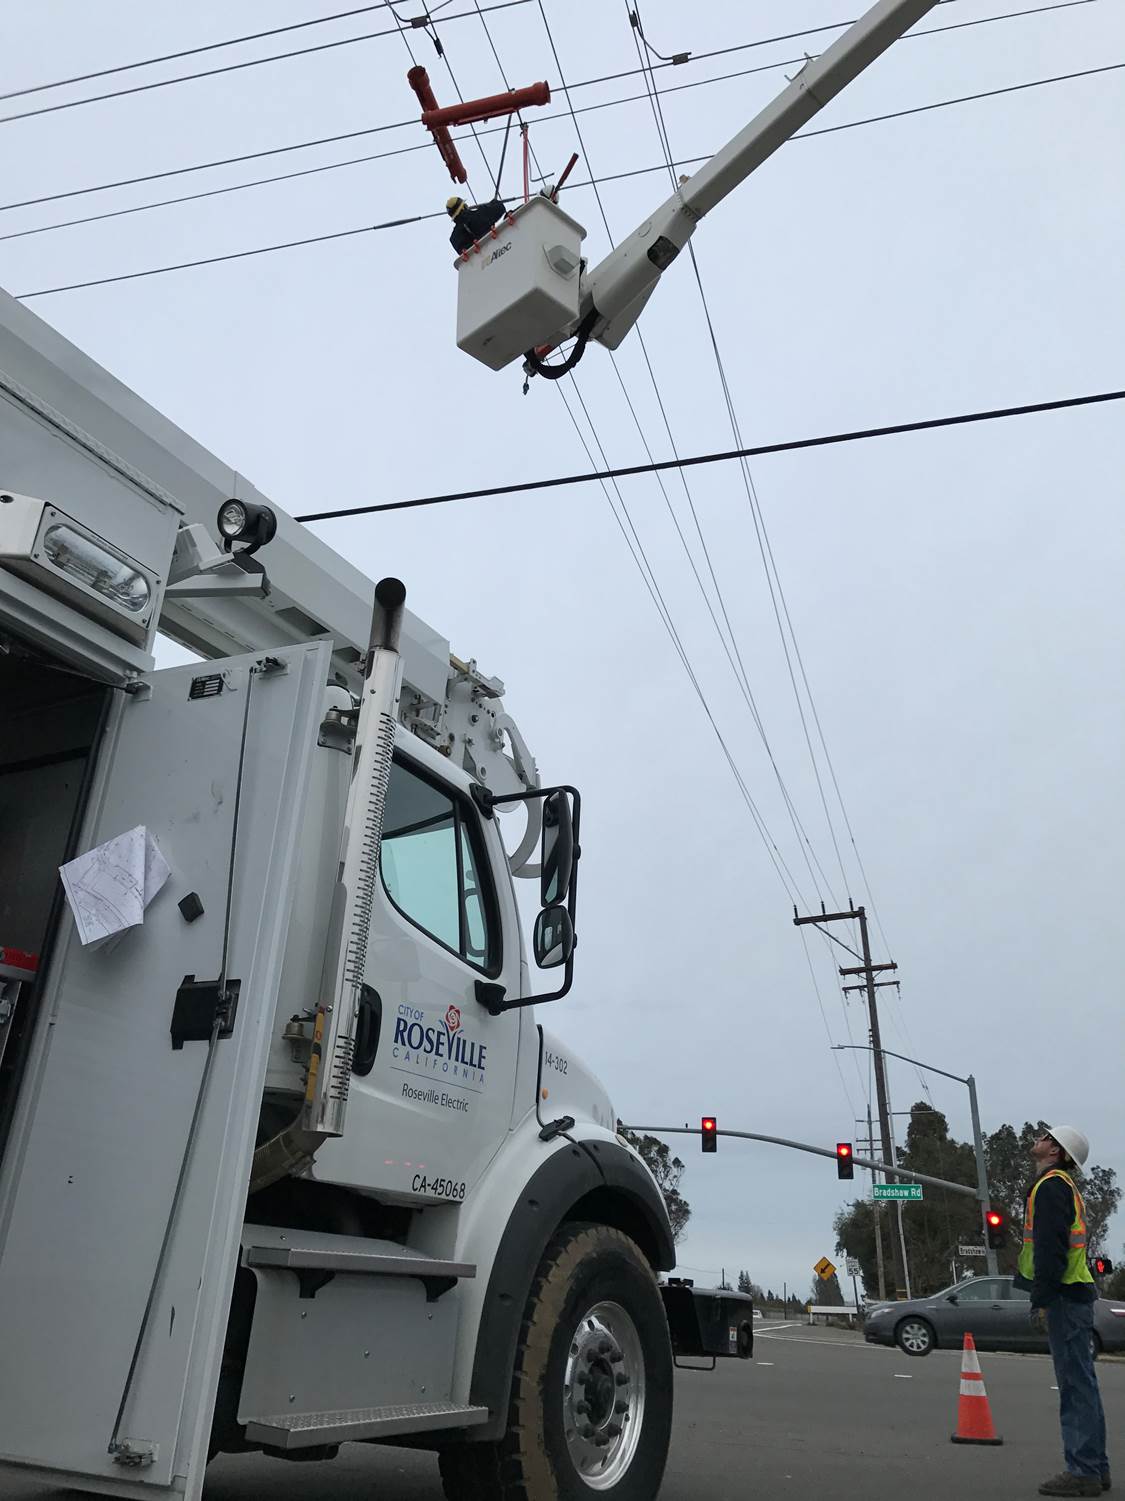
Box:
[243, 1401, 489, 1449]
[243, 1225, 474, 1298]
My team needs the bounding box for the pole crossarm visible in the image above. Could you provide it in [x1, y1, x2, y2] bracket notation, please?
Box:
[838, 961, 898, 976]
[620, 1126, 981, 1198]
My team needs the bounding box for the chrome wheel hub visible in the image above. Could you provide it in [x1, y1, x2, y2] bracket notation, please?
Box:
[562, 1300, 645, 1490]
[901, 1321, 929, 1353]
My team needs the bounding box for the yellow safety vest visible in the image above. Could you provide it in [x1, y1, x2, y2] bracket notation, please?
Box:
[1016, 1168, 1095, 1286]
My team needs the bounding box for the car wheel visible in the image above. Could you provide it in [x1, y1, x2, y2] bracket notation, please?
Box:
[896, 1318, 935, 1356]
[1090, 1331, 1102, 1362]
[439, 1223, 673, 1500]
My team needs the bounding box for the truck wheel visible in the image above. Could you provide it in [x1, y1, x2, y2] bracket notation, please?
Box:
[440, 1223, 673, 1501]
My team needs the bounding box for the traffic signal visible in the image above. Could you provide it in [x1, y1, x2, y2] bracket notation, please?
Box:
[1093, 1256, 1114, 1277]
[986, 1210, 1006, 1250]
[701, 1117, 717, 1153]
[836, 1142, 854, 1180]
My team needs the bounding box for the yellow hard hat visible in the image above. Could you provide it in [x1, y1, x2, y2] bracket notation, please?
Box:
[446, 196, 466, 217]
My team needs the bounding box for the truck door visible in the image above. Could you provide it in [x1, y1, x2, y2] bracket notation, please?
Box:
[0, 642, 329, 1500]
[313, 741, 526, 1205]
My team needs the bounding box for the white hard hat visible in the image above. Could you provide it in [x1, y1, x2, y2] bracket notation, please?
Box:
[1046, 1124, 1089, 1167]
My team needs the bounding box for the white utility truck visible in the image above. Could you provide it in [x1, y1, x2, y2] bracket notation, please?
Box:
[0, 6, 940, 1493]
[0, 286, 749, 1501]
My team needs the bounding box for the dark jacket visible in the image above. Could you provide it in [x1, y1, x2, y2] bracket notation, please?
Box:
[1012, 1174, 1097, 1309]
[449, 199, 506, 253]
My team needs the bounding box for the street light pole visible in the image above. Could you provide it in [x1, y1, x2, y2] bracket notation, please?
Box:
[967, 1074, 999, 1277]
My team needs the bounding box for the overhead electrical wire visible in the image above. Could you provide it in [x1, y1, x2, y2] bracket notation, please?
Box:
[0, 0, 1100, 219]
[536, 0, 841, 904]
[629, 3, 852, 896]
[291, 392, 1125, 520]
[508, 4, 843, 920]
[468, 4, 829, 923]
[0, 0, 532, 129]
[0, 1, 465, 105]
[14, 62, 1120, 298]
[625, 0, 868, 1084]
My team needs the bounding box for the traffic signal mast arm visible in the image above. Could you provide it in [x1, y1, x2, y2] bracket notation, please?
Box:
[622, 1124, 980, 1198]
[579, 0, 941, 352]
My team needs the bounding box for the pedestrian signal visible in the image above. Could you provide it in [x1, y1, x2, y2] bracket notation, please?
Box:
[985, 1210, 1006, 1250]
[836, 1142, 854, 1180]
[1093, 1256, 1113, 1277]
[701, 1117, 717, 1153]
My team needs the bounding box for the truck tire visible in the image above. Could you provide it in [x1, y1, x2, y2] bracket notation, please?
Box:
[440, 1223, 673, 1501]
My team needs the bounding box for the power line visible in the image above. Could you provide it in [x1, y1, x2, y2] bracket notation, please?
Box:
[15, 63, 1118, 296]
[0, 3, 411, 104]
[556, 376, 811, 910]
[291, 391, 1124, 520]
[628, 2, 854, 906]
[0, 0, 1095, 218]
[536, 0, 839, 903]
[0, 0, 530, 129]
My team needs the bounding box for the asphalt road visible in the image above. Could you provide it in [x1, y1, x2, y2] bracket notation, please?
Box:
[6, 1323, 1121, 1500]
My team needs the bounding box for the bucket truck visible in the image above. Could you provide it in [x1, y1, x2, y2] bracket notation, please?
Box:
[0, 5, 935, 1497]
[451, 0, 941, 374]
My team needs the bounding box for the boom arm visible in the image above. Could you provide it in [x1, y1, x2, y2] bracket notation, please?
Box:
[582, 0, 940, 350]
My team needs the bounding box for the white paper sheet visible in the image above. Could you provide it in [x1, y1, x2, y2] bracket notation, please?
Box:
[59, 826, 171, 947]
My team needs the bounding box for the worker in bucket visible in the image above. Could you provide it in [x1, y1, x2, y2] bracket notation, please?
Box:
[1016, 1124, 1109, 1497]
[447, 195, 506, 253]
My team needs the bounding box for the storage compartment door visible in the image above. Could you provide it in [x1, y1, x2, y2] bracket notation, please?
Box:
[0, 642, 330, 1497]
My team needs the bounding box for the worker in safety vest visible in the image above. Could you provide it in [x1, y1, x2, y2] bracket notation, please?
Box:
[447, 196, 506, 254]
[1014, 1124, 1108, 1498]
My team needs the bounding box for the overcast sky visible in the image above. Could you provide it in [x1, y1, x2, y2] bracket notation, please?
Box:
[4, 0, 1122, 1295]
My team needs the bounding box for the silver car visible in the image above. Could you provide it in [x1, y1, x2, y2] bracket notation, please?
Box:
[863, 1275, 1125, 1357]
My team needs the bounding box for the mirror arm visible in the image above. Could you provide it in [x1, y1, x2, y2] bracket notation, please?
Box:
[475, 957, 575, 1016]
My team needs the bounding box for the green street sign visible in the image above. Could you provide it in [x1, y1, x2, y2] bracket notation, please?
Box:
[873, 1183, 923, 1201]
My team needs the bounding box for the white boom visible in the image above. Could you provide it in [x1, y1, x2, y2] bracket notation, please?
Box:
[584, 0, 940, 351]
[455, 0, 940, 372]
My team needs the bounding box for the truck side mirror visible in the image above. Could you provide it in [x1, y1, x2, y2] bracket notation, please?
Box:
[533, 905, 574, 970]
[540, 789, 574, 906]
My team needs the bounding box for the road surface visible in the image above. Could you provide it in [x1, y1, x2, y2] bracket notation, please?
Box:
[6, 1322, 1120, 1499]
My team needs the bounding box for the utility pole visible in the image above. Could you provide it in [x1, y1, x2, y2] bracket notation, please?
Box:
[794, 903, 907, 1299]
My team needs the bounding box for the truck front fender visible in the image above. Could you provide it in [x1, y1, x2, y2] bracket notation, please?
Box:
[466, 1133, 674, 1436]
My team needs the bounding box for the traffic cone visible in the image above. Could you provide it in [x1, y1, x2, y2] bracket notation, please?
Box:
[951, 1332, 1003, 1445]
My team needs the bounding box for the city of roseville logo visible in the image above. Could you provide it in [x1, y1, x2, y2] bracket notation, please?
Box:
[392, 1003, 486, 1085]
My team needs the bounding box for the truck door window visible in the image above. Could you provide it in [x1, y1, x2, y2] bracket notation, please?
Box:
[380, 759, 499, 974]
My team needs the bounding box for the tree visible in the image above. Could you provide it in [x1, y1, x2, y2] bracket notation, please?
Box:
[616, 1122, 691, 1243]
[809, 1271, 844, 1306]
[986, 1121, 1121, 1257]
[737, 1270, 752, 1294]
[834, 1110, 1120, 1296]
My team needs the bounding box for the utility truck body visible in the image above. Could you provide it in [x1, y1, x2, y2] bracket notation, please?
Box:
[0, 288, 749, 1501]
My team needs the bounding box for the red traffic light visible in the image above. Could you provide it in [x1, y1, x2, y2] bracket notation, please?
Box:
[986, 1211, 1002, 1227]
[701, 1117, 717, 1153]
[836, 1142, 854, 1180]
[986, 1209, 1007, 1249]
[837, 1143, 852, 1158]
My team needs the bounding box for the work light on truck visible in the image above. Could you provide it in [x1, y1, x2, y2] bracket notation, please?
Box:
[217, 498, 277, 556]
[0, 491, 156, 643]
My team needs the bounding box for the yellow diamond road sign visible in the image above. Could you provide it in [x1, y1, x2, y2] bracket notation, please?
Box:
[814, 1256, 836, 1281]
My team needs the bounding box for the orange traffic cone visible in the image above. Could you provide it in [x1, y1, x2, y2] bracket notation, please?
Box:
[951, 1332, 1003, 1445]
